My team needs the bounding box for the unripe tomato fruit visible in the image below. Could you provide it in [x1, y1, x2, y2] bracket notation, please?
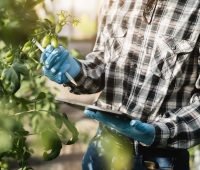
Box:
[4, 51, 14, 64]
[5, 56, 14, 64]
[22, 41, 32, 53]
[41, 35, 51, 48]
[51, 37, 59, 48]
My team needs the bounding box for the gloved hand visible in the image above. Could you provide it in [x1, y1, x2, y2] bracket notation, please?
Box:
[84, 109, 155, 145]
[40, 45, 80, 84]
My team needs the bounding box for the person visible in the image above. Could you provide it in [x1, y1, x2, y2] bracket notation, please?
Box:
[40, 0, 200, 169]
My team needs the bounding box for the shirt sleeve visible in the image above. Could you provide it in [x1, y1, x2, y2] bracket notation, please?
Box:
[65, 0, 110, 94]
[151, 39, 200, 149]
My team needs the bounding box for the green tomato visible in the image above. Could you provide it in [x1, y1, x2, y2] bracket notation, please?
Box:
[5, 51, 12, 58]
[41, 35, 51, 48]
[5, 55, 14, 64]
[22, 41, 32, 53]
[4, 51, 14, 64]
[51, 37, 59, 48]
[28, 51, 35, 58]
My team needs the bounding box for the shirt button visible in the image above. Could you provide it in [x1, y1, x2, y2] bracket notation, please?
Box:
[171, 45, 176, 50]
[147, 44, 153, 49]
[138, 35, 144, 41]
[146, 47, 152, 54]
[133, 63, 137, 68]
[145, 6, 152, 13]
[138, 81, 143, 86]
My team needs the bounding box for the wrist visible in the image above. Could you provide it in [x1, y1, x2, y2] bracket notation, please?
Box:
[67, 57, 81, 78]
[140, 126, 155, 146]
[129, 120, 155, 145]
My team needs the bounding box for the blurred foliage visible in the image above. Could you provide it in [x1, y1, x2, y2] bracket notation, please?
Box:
[189, 146, 200, 170]
[0, 0, 80, 169]
[0, 0, 42, 46]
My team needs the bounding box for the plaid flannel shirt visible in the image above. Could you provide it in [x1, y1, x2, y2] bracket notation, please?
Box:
[68, 0, 200, 149]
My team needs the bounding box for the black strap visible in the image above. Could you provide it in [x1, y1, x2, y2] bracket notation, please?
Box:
[138, 145, 187, 157]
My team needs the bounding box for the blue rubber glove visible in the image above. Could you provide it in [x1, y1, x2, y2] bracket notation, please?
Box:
[84, 109, 155, 145]
[40, 45, 80, 84]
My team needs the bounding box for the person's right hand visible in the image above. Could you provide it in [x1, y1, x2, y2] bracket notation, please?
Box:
[40, 45, 80, 84]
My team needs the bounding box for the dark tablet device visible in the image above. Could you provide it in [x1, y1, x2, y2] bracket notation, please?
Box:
[55, 97, 133, 120]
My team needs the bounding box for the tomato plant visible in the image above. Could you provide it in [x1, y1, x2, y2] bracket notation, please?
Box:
[0, 0, 80, 169]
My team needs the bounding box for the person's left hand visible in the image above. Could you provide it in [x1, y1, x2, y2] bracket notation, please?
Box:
[84, 109, 155, 145]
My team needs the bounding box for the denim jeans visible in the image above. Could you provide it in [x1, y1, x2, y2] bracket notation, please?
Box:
[82, 124, 134, 170]
[82, 125, 190, 170]
[137, 145, 190, 170]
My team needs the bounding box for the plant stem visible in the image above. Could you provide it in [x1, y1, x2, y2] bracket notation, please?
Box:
[14, 110, 36, 116]
[14, 109, 50, 116]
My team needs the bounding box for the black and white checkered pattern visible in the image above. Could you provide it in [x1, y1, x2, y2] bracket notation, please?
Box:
[68, 0, 200, 149]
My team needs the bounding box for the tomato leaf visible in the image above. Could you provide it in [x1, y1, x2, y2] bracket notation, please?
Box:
[43, 145, 62, 161]
[13, 63, 29, 77]
[2, 63, 29, 94]
[62, 113, 79, 145]
[35, 92, 46, 100]
[2, 67, 20, 94]
[40, 129, 62, 161]
[54, 114, 63, 129]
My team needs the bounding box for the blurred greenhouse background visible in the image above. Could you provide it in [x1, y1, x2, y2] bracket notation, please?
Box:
[1, 0, 200, 169]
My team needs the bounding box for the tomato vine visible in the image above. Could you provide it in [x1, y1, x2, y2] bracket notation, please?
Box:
[0, 0, 80, 169]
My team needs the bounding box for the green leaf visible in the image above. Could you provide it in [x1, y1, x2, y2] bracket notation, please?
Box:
[13, 96, 33, 104]
[0, 130, 13, 153]
[44, 19, 53, 26]
[2, 67, 20, 94]
[0, 1, 10, 8]
[1, 62, 29, 94]
[0, 80, 5, 95]
[3, 63, 30, 94]
[31, 114, 40, 133]
[35, 92, 46, 100]
[62, 114, 79, 145]
[40, 129, 62, 161]
[54, 114, 63, 129]
[13, 63, 29, 77]
[43, 145, 62, 161]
